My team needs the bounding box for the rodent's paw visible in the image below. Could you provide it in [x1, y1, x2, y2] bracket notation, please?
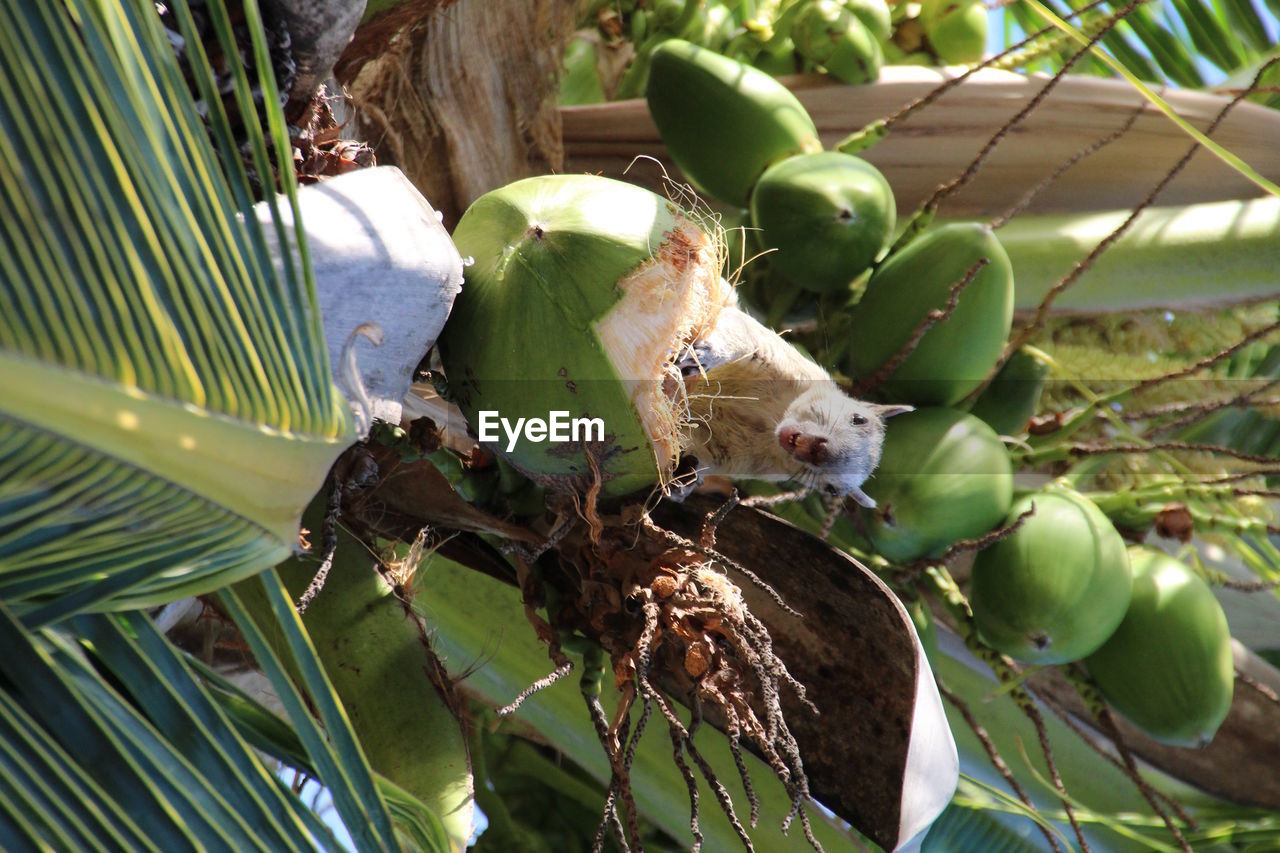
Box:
[675, 338, 729, 378]
[810, 477, 877, 509]
[844, 484, 877, 509]
[663, 455, 706, 502]
[676, 307, 761, 378]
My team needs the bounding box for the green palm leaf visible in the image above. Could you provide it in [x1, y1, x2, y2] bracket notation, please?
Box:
[0, 601, 343, 851]
[922, 800, 1046, 851]
[0, 0, 353, 621]
[1007, 0, 1280, 94]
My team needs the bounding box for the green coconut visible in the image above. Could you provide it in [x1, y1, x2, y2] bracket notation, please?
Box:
[646, 39, 823, 207]
[749, 151, 896, 294]
[792, 0, 885, 84]
[968, 347, 1050, 437]
[559, 35, 606, 106]
[970, 489, 1132, 664]
[844, 223, 1014, 406]
[438, 174, 730, 498]
[751, 38, 801, 76]
[920, 0, 988, 64]
[1085, 548, 1234, 746]
[862, 407, 1013, 563]
[842, 0, 893, 42]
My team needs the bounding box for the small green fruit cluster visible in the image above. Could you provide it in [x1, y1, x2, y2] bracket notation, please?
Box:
[886, 0, 988, 65]
[564, 0, 993, 108]
[646, 39, 896, 295]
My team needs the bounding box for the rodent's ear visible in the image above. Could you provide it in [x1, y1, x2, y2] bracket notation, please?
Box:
[875, 403, 914, 419]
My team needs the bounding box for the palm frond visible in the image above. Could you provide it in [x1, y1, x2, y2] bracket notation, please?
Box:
[0, 0, 353, 621]
[218, 572, 402, 851]
[0, 601, 341, 851]
[1005, 0, 1280, 93]
[922, 800, 1048, 851]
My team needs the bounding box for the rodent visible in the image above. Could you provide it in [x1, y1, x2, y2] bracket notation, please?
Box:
[675, 298, 911, 506]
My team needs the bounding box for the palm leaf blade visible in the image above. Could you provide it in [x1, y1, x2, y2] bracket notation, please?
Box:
[219, 574, 402, 851]
[0, 690, 155, 851]
[0, 603, 212, 850]
[0, 0, 353, 616]
[0, 730, 102, 852]
[1217, 0, 1272, 52]
[1168, 0, 1244, 71]
[73, 612, 317, 851]
[0, 598, 371, 851]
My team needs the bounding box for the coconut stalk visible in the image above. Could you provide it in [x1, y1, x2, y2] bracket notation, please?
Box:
[392, 488, 1280, 850]
[350, 448, 957, 852]
[252, 500, 476, 849]
[560, 68, 1280, 217]
[411, 550, 861, 850]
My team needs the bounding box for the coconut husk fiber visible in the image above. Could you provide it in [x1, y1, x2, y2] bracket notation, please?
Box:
[337, 0, 575, 228]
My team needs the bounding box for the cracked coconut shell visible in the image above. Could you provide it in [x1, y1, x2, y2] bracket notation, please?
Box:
[438, 174, 730, 498]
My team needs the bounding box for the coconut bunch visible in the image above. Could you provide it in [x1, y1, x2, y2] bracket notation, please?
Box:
[559, 0, 991, 106]
[636, 39, 1237, 752]
[429, 170, 819, 844]
[430, 40, 1252, 849]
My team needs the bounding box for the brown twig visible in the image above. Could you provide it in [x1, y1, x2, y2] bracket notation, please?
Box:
[896, 504, 1036, 587]
[687, 704, 756, 852]
[1119, 384, 1280, 424]
[1039, 685, 1195, 846]
[636, 600, 701, 852]
[295, 475, 343, 613]
[1197, 469, 1280, 485]
[589, 690, 635, 853]
[1217, 576, 1280, 592]
[1065, 440, 1280, 465]
[1025, 703, 1091, 852]
[1007, 55, 1280, 356]
[919, 0, 1143, 217]
[1128, 317, 1280, 401]
[937, 680, 1063, 853]
[702, 490, 741, 550]
[497, 659, 574, 716]
[1091, 704, 1193, 851]
[876, 0, 1119, 135]
[990, 98, 1148, 230]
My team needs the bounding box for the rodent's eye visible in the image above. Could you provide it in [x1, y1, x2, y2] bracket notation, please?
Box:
[851, 414, 867, 426]
[823, 484, 840, 496]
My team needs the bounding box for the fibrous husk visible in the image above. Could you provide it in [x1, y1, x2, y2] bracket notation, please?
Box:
[338, 0, 576, 228]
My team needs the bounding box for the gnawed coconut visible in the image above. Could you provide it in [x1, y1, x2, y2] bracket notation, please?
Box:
[438, 174, 732, 498]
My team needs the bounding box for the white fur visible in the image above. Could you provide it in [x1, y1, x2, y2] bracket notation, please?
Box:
[677, 305, 909, 505]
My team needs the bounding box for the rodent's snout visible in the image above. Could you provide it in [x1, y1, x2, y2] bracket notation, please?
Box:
[778, 427, 828, 465]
